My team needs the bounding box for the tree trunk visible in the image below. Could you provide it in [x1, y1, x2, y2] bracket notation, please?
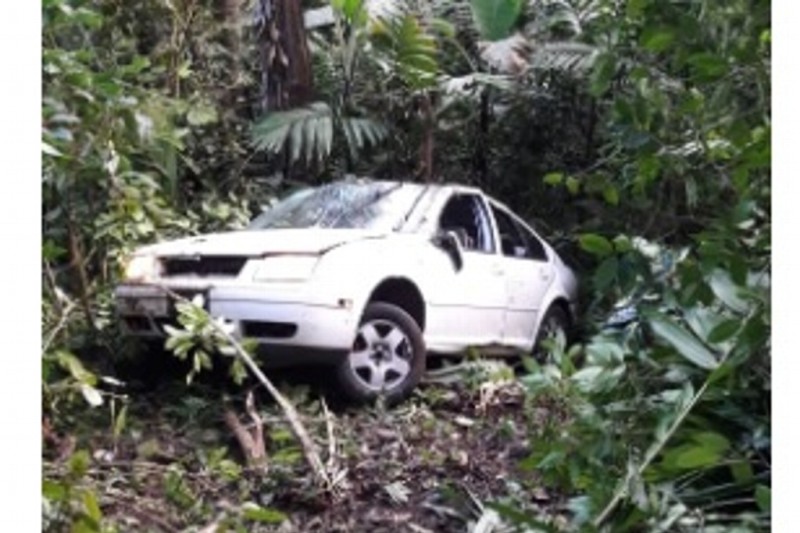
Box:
[418, 93, 435, 182]
[258, 0, 314, 112]
[220, 0, 242, 98]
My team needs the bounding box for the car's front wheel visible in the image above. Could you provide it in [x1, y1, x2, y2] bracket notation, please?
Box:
[336, 302, 426, 405]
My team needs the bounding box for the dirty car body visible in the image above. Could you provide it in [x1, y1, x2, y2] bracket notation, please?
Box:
[116, 180, 578, 402]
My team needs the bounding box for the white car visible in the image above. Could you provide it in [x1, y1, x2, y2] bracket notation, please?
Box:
[116, 179, 578, 402]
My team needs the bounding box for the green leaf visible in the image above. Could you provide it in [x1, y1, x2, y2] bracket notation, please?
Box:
[640, 27, 675, 52]
[708, 269, 749, 314]
[602, 184, 619, 206]
[42, 480, 67, 502]
[469, 0, 523, 41]
[83, 490, 102, 522]
[613, 235, 633, 253]
[687, 53, 728, 81]
[730, 460, 754, 483]
[691, 431, 730, 453]
[543, 172, 564, 186]
[593, 256, 618, 290]
[755, 485, 771, 512]
[673, 445, 723, 469]
[590, 53, 615, 96]
[647, 314, 718, 370]
[578, 234, 613, 257]
[242, 502, 288, 523]
[707, 319, 741, 344]
[566, 176, 581, 194]
[69, 450, 91, 479]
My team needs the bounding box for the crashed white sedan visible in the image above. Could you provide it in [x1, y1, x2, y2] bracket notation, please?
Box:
[116, 180, 578, 402]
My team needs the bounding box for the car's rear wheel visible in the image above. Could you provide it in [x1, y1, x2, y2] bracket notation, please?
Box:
[336, 302, 426, 405]
[533, 305, 570, 363]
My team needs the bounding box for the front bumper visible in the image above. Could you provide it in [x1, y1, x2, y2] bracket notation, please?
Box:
[115, 282, 359, 353]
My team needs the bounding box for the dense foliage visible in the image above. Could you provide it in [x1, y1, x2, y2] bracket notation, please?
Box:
[42, 0, 770, 530]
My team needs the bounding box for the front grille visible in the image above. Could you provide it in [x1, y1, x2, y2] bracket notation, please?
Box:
[161, 256, 248, 277]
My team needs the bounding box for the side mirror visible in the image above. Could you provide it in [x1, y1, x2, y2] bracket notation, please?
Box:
[432, 229, 463, 271]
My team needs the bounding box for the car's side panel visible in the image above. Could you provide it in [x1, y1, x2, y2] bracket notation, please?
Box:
[308, 234, 506, 354]
[498, 257, 555, 349]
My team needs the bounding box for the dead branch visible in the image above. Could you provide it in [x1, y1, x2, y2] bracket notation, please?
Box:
[160, 287, 334, 494]
[212, 320, 333, 492]
[223, 390, 267, 467]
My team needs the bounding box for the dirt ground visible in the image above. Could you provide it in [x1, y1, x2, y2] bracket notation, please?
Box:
[43, 363, 567, 532]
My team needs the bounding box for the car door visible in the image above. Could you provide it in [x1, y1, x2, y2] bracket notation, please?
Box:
[424, 192, 507, 350]
[488, 202, 555, 349]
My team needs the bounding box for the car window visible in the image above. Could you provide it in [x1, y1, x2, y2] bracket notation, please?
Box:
[490, 204, 547, 261]
[513, 218, 548, 261]
[438, 194, 495, 253]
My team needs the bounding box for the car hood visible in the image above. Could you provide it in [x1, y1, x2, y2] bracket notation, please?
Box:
[137, 228, 387, 257]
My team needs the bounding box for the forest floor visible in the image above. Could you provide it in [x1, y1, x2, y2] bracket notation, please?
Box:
[43, 359, 570, 532]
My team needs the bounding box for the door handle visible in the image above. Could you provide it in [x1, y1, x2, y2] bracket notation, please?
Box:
[492, 264, 504, 276]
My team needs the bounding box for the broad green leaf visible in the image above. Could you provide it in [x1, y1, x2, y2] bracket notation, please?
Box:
[691, 431, 730, 453]
[566, 176, 581, 194]
[83, 490, 102, 522]
[640, 27, 675, 52]
[543, 172, 564, 186]
[687, 53, 728, 81]
[707, 319, 741, 344]
[709, 269, 749, 314]
[469, 0, 523, 41]
[42, 480, 67, 502]
[755, 485, 771, 512]
[648, 314, 718, 369]
[684, 306, 724, 343]
[613, 235, 633, 253]
[590, 53, 615, 96]
[579, 234, 613, 257]
[593, 256, 618, 290]
[673, 446, 722, 469]
[730, 460, 754, 483]
[602, 184, 619, 206]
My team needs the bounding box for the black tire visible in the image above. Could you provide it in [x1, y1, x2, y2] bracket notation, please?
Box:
[336, 302, 426, 405]
[532, 305, 571, 363]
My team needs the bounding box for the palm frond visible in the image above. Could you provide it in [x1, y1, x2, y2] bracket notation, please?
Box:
[253, 102, 387, 165]
[341, 116, 388, 160]
[252, 102, 334, 164]
[370, 12, 439, 89]
[528, 41, 599, 73]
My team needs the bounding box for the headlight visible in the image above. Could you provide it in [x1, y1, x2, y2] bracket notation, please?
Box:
[252, 255, 319, 282]
[123, 255, 161, 282]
